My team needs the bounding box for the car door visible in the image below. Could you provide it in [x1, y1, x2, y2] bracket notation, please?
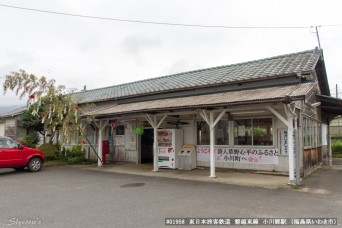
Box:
[0, 138, 8, 167]
[0, 139, 25, 167]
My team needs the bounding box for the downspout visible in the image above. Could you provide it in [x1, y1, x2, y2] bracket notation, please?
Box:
[327, 117, 332, 167]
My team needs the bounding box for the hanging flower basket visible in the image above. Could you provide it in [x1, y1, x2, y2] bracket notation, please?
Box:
[135, 126, 144, 135]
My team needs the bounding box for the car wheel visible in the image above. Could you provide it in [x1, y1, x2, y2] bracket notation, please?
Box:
[28, 158, 43, 172]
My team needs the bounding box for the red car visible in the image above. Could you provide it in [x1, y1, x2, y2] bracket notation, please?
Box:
[0, 136, 45, 172]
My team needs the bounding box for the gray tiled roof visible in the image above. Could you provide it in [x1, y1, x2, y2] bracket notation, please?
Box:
[0, 106, 26, 118]
[90, 82, 317, 116]
[74, 49, 321, 103]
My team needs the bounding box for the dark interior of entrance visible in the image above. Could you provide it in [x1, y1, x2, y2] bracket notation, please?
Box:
[141, 129, 154, 164]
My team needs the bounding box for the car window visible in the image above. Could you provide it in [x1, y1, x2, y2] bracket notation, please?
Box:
[0, 139, 6, 148]
[0, 139, 19, 149]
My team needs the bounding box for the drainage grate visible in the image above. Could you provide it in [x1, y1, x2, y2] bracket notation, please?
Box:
[120, 183, 145, 188]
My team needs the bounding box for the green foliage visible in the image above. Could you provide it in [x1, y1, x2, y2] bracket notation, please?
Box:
[38, 143, 59, 160]
[55, 145, 85, 164]
[253, 128, 267, 136]
[21, 108, 44, 133]
[70, 145, 85, 158]
[332, 141, 342, 154]
[66, 156, 84, 164]
[333, 153, 342, 158]
[3, 70, 95, 146]
[20, 133, 39, 149]
[135, 126, 144, 135]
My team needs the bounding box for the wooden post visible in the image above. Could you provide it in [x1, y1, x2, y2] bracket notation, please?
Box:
[199, 109, 227, 178]
[209, 111, 215, 177]
[94, 120, 109, 167]
[267, 105, 295, 184]
[288, 116, 295, 185]
[145, 114, 167, 172]
[97, 125, 103, 167]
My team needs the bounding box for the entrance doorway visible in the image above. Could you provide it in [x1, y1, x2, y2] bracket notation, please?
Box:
[141, 129, 154, 164]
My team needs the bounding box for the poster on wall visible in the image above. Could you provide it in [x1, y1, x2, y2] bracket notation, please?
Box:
[196, 146, 279, 164]
[278, 129, 296, 155]
[114, 135, 125, 146]
[279, 129, 288, 155]
[125, 124, 136, 151]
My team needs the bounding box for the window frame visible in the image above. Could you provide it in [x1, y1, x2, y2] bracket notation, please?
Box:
[303, 116, 321, 149]
[233, 116, 274, 147]
[195, 116, 275, 147]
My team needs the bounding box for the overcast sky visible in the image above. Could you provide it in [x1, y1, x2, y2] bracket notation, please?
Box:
[0, 0, 341, 106]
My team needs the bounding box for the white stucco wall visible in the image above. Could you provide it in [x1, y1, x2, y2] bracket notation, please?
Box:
[0, 122, 5, 136]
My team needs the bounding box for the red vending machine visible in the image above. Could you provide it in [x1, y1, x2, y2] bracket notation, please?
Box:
[102, 140, 110, 164]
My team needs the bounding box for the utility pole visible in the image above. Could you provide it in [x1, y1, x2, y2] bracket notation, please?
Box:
[336, 84, 338, 98]
[315, 26, 322, 49]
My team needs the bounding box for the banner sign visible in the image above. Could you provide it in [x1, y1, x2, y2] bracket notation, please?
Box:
[196, 146, 279, 164]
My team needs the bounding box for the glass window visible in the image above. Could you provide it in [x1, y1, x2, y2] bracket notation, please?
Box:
[0, 138, 19, 149]
[303, 118, 320, 148]
[310, 120, 312, 146]
[115, 125, 125, 135]
[215, 120, 229, 145]
[304, 118, 308, 147]
[197, 121, 210, 145]
[234, 118, 273, 146]
[253, 118, 273, 146]
[85, 126, 95, 144]
[318, 123, 322, 146]
[314, 121, 317, 146]
[234, 119, 252, 145]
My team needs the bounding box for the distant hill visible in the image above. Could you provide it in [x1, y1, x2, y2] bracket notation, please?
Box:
[0, 105, 23, 114]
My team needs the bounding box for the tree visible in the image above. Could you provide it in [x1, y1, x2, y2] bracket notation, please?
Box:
[3, 70, 94, 148]
[21, 107, 44, 134]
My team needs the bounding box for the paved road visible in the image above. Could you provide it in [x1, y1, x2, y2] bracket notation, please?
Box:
[0, 166, 341, 228]
[333, 158, 342, 166]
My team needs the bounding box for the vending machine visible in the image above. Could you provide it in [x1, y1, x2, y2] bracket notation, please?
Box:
[157, 129, 183, 169]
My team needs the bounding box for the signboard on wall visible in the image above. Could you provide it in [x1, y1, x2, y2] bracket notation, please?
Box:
[125, 124, 137, 151]
[196, 146, 279, 164]
[278, 129, 296, 155]
[114, 135, 125, 146]
[279, 129, 288, 155]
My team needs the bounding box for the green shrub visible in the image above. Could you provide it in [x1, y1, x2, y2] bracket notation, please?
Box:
[70, 145, 85, 158]
[59, 145, 85, 164]
[332, 141, 342, 154]
[38, 143, 59, 160]
[66, 156, 84, 164]
[20, 134, 39, 149]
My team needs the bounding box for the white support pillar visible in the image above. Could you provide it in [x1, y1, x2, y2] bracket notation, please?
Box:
[287, 116, 295, 185]
[199, 109, 227, 178]
[209, 111, 215, 178]
[267, 105, 295, 184]
[94, 120, 109, 167]
[145, 114, 167, 172]
[97, 126, 103, 167]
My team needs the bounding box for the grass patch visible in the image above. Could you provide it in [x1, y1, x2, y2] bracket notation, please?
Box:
[44, 160, 69, 166]
[333, 153, 342, 158]
[45, 159, 97, 166]
[289, 185, 301, 190]
[302, 173, 310, 179]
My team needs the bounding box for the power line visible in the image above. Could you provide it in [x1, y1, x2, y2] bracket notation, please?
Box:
[0, 3, 332, 30]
